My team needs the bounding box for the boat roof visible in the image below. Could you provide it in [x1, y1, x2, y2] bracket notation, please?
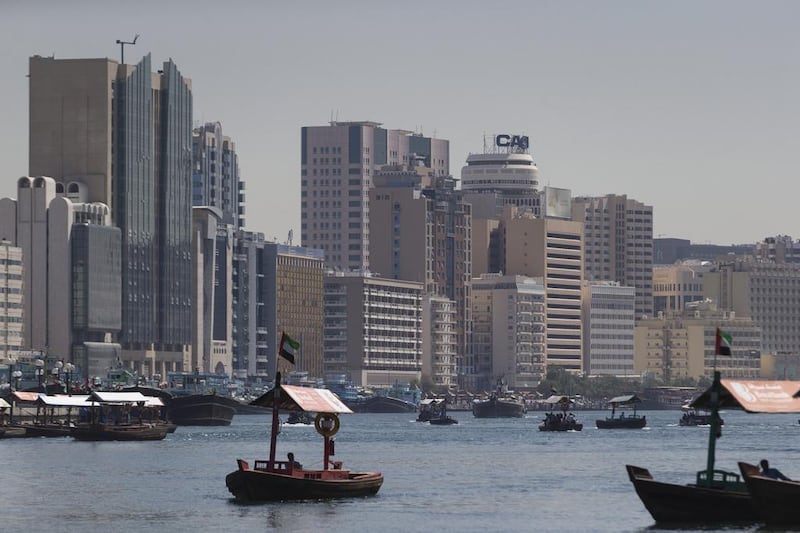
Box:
[420, 398, 445, 406]
[690, 379, 800, 413]
[88, 391, 161, 405]
[607, 394, 641, 406]
[251, 384, 353, 414]
[0, 398, 9, 409]
[543, 395, 572, 405]
[37, 395, 93, 407]
[11, 391, 41, 403]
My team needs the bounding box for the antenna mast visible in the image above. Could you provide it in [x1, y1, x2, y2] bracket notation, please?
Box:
[115, 34, 139, 64]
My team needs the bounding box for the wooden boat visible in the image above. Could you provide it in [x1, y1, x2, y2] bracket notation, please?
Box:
[69, 391, 170, 441]
[539, 395, 582, 431]
[679, 405, 724, 427]
[420, 398, 458, 425]
[596, 394, 646, 429]
[285, 411, 314, 425]
[71, 423, 169, 441]
[226, 372, 384, 502]
[628, 372, 800, 525]
[738, 461, 800, 526]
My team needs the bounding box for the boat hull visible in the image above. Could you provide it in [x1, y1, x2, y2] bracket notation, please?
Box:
[472, 398, 526, 418]
[226, 468, 384, 502]
[626, 464, 758, 524]
[71, 424, 169, 441]
[596, 416, 646, 429]
[356, 396, 416, 413]
[167, 394, 237, 426]
[739, 461, 800, 526]
[428, 416, 458, 425]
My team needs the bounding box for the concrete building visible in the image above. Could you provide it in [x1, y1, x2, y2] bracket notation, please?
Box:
[28, 54, 193, 379]
[323, 272, 423, 387]
[421, 294, 458, 392]
[634, 302, 761, 382]
[0, 241, 24, 363]
[704, 257, 800, 356]
[471, 274, 546, 391]
[369, 167, 471, 388]
[494, 208, 584, 373]
[572, 194, 654, 320]
[654, 238, 753, 265]
[192, 122, 245, 231]
[582, 281, 635, 376]
[191, 207, 232, 377]
[653, 262, 711, 316]
[300, 121, 449, 272]
[755, 235, 800, 264]
[233, 231, 325, 382]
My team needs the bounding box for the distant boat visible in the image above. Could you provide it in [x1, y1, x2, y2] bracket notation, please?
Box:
[596, 394, 646, 429]
[472, 380, 526, 418]
[70, 391, 170, 442]
[286, 411, 314, 425]
[225, 372, 383, 502]
[539, 395, 583, 431]
[679, 405, 724, 427]
[165, 373, 238, 426]
[419, 398, 458, 425]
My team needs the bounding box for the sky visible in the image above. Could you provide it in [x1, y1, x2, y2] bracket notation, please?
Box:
[1, 1, 799, 245]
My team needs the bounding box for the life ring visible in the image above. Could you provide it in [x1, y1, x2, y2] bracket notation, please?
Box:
[314, 412, 340, 437]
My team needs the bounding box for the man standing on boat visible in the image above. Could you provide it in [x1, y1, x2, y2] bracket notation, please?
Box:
[760, 459, 791, 481]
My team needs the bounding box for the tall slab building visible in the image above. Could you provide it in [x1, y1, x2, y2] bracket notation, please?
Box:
[28, 54, 193, 377]
[300, 121, 449, 272]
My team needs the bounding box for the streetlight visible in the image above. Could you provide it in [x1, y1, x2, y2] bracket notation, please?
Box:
[11, 370, 21, 391]
[52, 360, 63, 390]
[64, 363, 75, 396]
[6, 355, 16, 387]
[34, 358, 44, 392]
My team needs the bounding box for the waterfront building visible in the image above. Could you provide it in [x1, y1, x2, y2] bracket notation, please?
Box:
[28, 54, 193, 378]
[470, 274, 546, 391]
[191, 207, 233, 377]
[369, 166, 471, 391]
[192, 122, 245, 231]
[582, 281, 636, 376]
[493, 207, 584, 373]
[421, 294, 458, 392]
[323, 272, 423, 388]
[634, 301, 761, 382]
[653, 262, 711, 316]
[0, 177, 121, 374]
[0, 241, 24, 363]
[233, 231, 324, 382]
[300, 121, 449, 272]
[571, 194, 654, 320]
[704, 257, 800, 356]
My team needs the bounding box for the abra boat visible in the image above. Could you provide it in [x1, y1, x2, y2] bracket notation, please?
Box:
[627, 374, 800, 525]
[419, 398, 458, 425]
[679, 405, 724, 427]
[70, 391, 169, 441]
[738, 461, 800, 526]
[286, 411, 314, 425]
[225, 372, 384, 502]
[596, 394, 646, 429]
[539, 395, 582, 431]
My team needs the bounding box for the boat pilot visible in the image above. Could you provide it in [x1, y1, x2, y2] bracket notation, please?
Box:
[288, 452, 302, 470]
[760, 459, 791, 481]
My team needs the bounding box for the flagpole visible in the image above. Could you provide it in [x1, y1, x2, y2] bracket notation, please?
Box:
[269, 332, 284, 468]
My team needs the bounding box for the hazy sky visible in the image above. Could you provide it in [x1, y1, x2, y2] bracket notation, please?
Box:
[2, 1, 798, 245]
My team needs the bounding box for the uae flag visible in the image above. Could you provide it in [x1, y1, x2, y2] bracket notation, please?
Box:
[279, 332, 300, 364]
[715, 327, 732, 356]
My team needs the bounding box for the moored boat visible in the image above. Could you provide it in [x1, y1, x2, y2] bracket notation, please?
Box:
[69, 391, 170, 441]
[167, 393, 238, 426]
[596, 394, 646, 429]
[738, 461, 800, 526]
[225, 372, 383, 502]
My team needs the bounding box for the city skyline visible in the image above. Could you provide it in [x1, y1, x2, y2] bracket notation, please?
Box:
[2, 1, 799, 245]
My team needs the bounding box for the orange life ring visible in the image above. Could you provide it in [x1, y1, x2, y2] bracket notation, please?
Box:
[314, 412, 340, 437]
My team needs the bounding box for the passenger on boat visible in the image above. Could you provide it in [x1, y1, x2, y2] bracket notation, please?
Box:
[760, 459, 791, 481]
[287, 452, 302, 470]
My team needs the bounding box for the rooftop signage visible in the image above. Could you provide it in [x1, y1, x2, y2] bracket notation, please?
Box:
[495, 134, 529, 150]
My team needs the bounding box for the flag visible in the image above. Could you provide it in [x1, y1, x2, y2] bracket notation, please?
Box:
[715, 327, 732, 356]
[279, 332, 300, 364]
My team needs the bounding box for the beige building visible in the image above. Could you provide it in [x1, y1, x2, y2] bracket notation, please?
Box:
[323, 272, 423, 387]
[421, 295, 458, 392]
[497, 208, 584, 372]
[572, 194, 654, 320]
[634, 302, 761, 382]
[471, 274, 546, 391]
[582, 281, 636, 376]
[653, 262, 710, 316]
[0, 241, 24, 362]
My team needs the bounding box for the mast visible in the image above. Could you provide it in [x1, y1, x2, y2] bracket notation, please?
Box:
[269, 372, 281, 468]
[703, 369, 721, 485]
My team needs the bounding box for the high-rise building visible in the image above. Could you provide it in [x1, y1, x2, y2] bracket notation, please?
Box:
[28, 54, 193, 378]
[301, 121, 449, 272]
[653, 262, 710, 316]
[192, 122, 245, 231]
[0, 241, 24, 362]
[571, 194, 654, 320]
[582, 281, 635, 376]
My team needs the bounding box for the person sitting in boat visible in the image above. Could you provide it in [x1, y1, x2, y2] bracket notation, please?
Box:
[760, 459, 791, 481]
[287, 452, 302, 471]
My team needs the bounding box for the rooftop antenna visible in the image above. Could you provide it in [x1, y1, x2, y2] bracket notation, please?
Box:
[116, 34, 139, 64]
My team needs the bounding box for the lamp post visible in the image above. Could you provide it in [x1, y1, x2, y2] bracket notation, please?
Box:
[52, 360, 63, 391]
[6, 355, 16, 388]
[9, 370, 20, 424]
[64, 363, 75, 396]
[34, 358, 44, 392]
[11, 370, 21, 391]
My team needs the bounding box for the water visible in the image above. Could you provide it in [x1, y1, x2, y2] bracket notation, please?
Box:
[1, 409, 798, 532]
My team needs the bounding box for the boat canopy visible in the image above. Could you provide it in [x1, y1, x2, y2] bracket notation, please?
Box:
[543, 395, 572, 405]
[0, 398, 9, 409]
[11, 391, 40, 403]
[251, 384, 353, 414]
[88, 391, 154, 405]
[690, 379, 800, 413]
[37, 394, 93, 407]
[420, 398, 445, 406]
[607, 394, 641, 406]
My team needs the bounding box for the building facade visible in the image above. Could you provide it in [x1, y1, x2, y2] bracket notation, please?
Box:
[301, 121, 449, 272]
[582, 281, 635, 376]
[653, 262, 710, 316]
[192, 122, 245, 231]
[0, 241, 24, 363]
